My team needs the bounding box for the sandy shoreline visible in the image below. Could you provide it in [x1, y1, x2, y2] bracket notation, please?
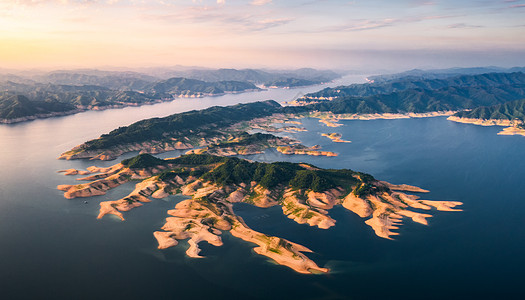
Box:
[57, 157, 464, 274]
[448, 116, 525, 137]
[498, 126, 525, 136]
[310, 111, 456, 123]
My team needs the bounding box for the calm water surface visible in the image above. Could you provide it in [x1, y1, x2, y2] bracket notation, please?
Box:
[0, 75, 524, 299]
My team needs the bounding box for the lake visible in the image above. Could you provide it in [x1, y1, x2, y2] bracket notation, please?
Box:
[0, 75, 524, 299]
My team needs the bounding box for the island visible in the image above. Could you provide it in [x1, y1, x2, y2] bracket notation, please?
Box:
[321, 133, 351, 143]
[58, 153, 462, 274]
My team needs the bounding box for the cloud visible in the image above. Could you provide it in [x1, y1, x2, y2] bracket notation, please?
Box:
[8, 0, 119, 5]
[255, 18, 291, 29]
[509, 4, 525, 8]
[447, 23, 483, 29]
[319, 15, 456, 33]
[217, 0, 225, 5]
[410, 1, 435, 6]
[145, 5, 293, 33]
[251, 0, 271, 5]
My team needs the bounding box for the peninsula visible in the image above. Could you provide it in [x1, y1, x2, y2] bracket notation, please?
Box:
[58, 153, 462, 274]
[321, 133, 351, 143]
[59, 101, 337, 161]
[448, 99, 525, 136]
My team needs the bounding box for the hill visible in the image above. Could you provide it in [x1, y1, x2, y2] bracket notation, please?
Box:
[59, 100, 284, 160]
[264, 78, 317, 88]
[367, 67, 520, 83]
[57, 153, 462, 273]
[0, 94, 77, 122]
[156, 68, 340, 84]
[453, 99, 525, 122]
[146, 77, 259, 96]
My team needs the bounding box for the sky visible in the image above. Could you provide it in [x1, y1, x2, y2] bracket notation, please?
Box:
[0, 0, 524, 71]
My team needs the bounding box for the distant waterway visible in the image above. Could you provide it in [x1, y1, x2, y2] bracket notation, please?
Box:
[0, 75, 524, 299]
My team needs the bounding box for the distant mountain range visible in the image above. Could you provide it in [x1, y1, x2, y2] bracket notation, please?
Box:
[3, 66, 525, 124]
[0, 79, 256, 123]
[368, 66, 525, 83]
[0, 69, 340, 123]
[147, 77, 259, 95]
[144, 68, 340, 85]
[0, 95, 77, 121]
[289, 84, 525, 114]
[264, 78, 318, 88]
[300, 72, 525, 101]
[0, 67, 340, 90]
[288, 72, 525, 115]
[0, 67, 339, 123]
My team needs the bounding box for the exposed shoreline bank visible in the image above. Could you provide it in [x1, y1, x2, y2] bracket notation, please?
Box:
[447, 116, 525, 136]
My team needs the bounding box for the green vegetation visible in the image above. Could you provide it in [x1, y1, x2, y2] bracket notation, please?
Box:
[0, 83, 159, 122]
[288, 170, 335, 192]
[287, 84, 525, 115]
[453, 98, 525, 122]
[352, 173, 387, 197]
[80, 100, 282, 151]
[303, 72, 525, 100]
[122, 153, 167, 169]
[0, 74, 264, 122]
[0, 94, 77, 120]
[145, 154, 365, 193]
[205, 132, 278, 152]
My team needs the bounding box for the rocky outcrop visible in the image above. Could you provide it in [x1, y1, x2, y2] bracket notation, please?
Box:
[277, 145, 338, 157]
[321, 133, 351, 143]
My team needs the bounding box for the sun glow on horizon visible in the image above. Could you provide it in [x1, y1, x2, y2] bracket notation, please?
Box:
[0, 0, 524, 70]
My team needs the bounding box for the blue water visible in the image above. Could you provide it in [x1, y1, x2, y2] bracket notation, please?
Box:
[1, 76, 524, 299]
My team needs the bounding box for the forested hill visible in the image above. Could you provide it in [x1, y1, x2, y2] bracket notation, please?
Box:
[0, 79, 258, 123]
[80, 100, 282, 151]
[286, 84, 525, 114]
[453, 99, 525, 122]
[0, 94, 77, 121]
[302, 72, 525, 101]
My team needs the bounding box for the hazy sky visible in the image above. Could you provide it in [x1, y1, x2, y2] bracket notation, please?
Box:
[0, 0, 524, 71]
